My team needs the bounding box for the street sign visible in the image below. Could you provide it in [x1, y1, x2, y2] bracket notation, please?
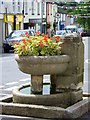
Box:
[56, 13, 60, 18]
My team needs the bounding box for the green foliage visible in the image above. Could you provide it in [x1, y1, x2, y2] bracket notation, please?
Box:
[66, 2, 90, 30]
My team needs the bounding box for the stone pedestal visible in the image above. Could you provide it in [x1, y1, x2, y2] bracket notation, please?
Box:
[31, 75, 43, 94]
[50, 33, 84, 104]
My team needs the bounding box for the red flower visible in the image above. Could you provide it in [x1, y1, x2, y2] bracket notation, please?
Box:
[39, 41, 45, 47]
[25, 32, 29, 36]
[55, 36, 60, 42]
[20, 34, 24, 37]
[56, 38, 60, 42]
[55, 36, 60, 39]
[22, 39, 26, 44]
[44, 37, 48, 43]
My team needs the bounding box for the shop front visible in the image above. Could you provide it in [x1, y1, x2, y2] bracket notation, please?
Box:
[29, 19, 46, 33]
[4, 14, 23, 37]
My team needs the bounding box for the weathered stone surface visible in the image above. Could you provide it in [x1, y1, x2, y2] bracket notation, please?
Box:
[70, 89, 83, 104]
[51, 74, 83, 91]
[15, 55, 70, 75]
[31, 75, 43, 94]
[66, 97, 89, 118]
[61, 41, 84, 76]
[0, 102, 66, 118]
[13, 84, 71, 108]
[0, 96, 89, 119]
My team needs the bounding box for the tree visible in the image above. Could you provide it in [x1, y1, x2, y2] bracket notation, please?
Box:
[66, 2, 90, 30]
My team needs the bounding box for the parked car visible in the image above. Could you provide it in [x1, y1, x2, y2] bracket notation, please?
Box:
[80, 30, 90, 37]
[54, 30, 66, 38]
[65, 25, 78, 33]
[3, 29, 35, 53]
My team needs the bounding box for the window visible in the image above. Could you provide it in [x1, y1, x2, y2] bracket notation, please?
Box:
[13, 5, 15, 12]
[13, 0, 14, 5]
[43, 3, 45, 15]
[47, 4, 49, 15]
[13, 0, 15, 13]
[18, 6, 20, 12]
[18, 1, 20, 5]
[50, 4, 52, 15]
[37, 2, 40, 15]
[25, 1, 28, 14]
[17, 0, 20, 13]
[32, 1, 34, 15]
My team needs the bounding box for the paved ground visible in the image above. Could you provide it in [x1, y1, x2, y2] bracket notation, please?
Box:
[0, 111, 90, 120]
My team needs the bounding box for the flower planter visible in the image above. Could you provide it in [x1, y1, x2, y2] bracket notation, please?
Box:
[15, 54, 70, 95]
[15, 54, 70, 75]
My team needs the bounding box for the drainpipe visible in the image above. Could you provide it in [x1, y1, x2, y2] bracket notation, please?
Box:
[41, 0, 44, 33]
[46, 2, 48, 34]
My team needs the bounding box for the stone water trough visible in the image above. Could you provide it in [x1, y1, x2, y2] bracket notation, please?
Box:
[0, 33, 90, 119]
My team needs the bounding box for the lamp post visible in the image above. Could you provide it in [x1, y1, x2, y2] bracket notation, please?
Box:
[22, 0, 24, 29]
[13, 15, 16, 30]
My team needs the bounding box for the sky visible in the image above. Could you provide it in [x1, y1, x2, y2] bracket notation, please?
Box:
[75, 0, 81, 2]
[75, 0, 90, 2]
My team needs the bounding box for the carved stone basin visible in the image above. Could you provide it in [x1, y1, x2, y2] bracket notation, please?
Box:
[15, 54, 70, 75]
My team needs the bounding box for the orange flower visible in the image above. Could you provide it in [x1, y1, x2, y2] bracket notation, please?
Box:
[50, 37, 54, 40]
[28, 39, 31, 43]
[44, 34, 48, 38]
[36, 31, 41, 36]
[42, 33, 45, 37]
[44, 39, 48, 43]
[52, 46, 55, 48]
[22, 45, 26, 49]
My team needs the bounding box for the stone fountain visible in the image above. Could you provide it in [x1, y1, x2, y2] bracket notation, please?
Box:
[0, 33, 88, 119]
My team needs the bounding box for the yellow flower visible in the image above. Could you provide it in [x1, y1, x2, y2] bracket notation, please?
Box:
[13, 33, 63, 56]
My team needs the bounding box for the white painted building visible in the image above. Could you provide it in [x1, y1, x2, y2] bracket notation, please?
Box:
[0, 14, 4, 52]
[0, 0, 75, 37]
[23, 0, 58, 33]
